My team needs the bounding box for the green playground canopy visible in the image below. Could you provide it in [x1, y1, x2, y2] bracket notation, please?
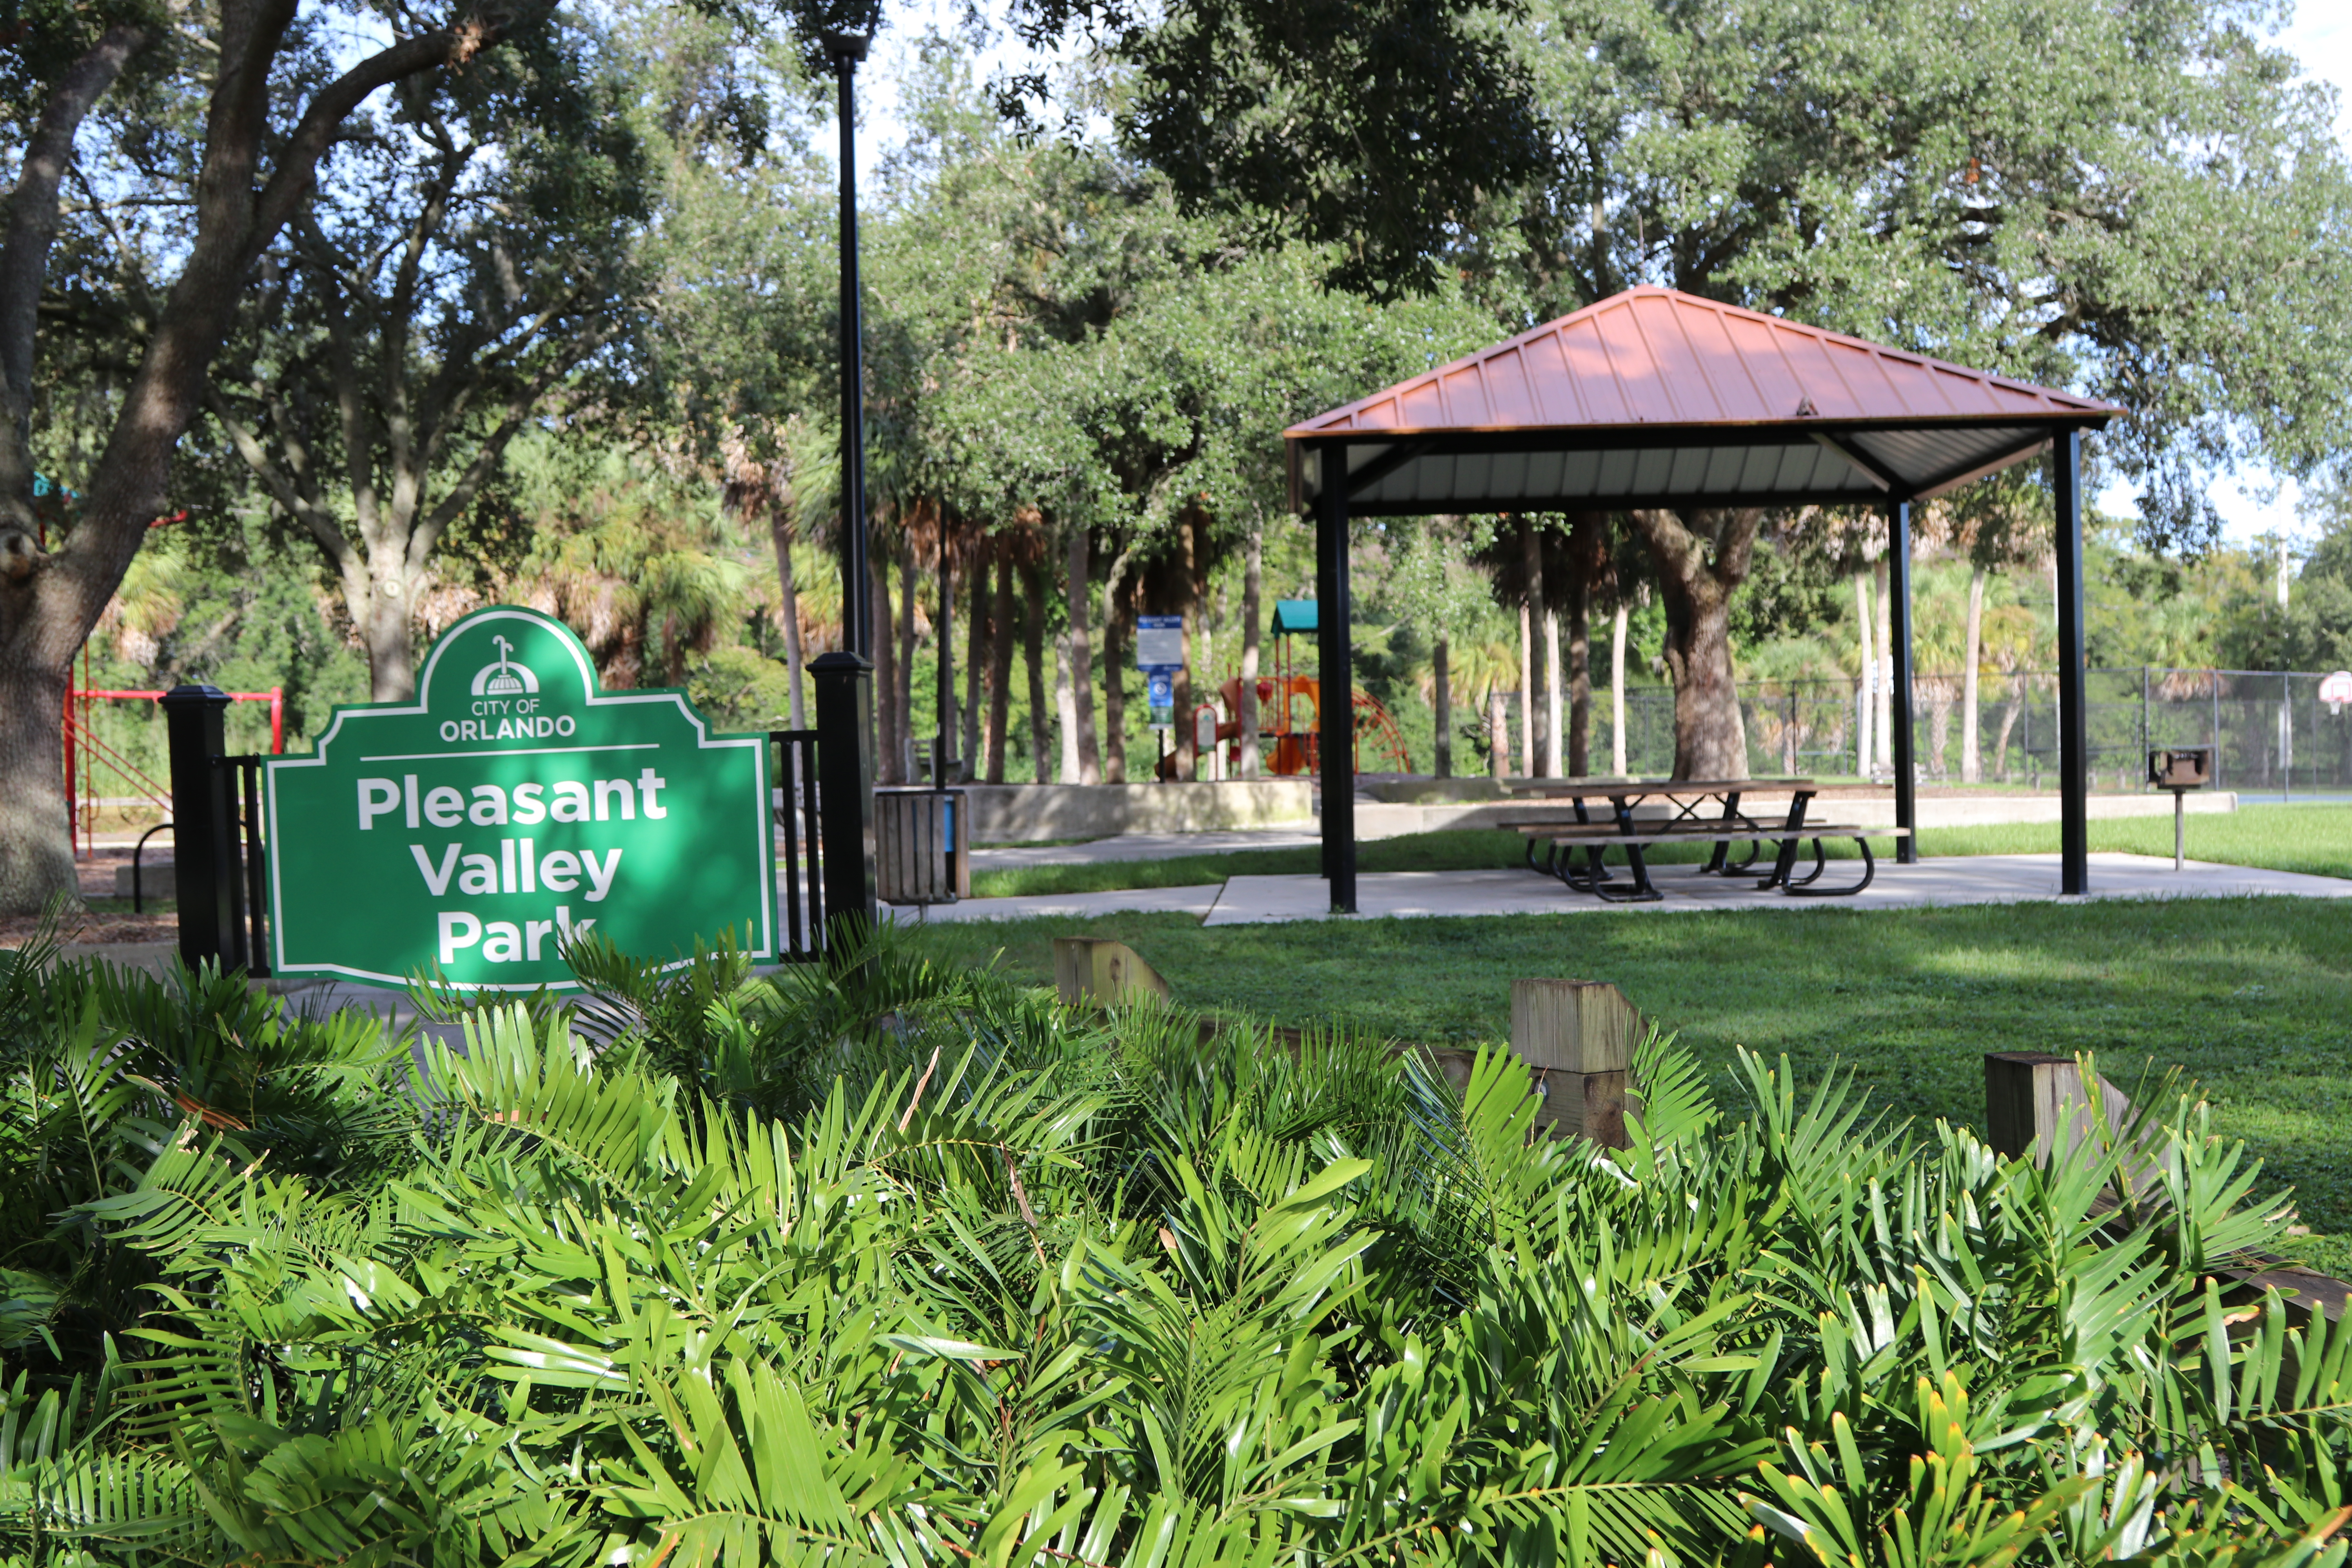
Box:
[1270, 600, 1318, 636]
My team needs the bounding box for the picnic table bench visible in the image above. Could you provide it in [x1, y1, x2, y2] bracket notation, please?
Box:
[1504, 777, 1902, 902]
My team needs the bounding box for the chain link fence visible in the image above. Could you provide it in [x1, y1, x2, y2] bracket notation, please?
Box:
[1564, 669, 2352, 793]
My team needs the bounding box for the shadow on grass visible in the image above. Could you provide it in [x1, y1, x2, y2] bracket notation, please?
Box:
[907, 895, 2352, 1276]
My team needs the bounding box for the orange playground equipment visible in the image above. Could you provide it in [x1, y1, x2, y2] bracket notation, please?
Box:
[1205, 599, 1411, 775]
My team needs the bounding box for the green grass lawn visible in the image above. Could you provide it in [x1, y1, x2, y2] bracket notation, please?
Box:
[969, 803, 2352, 897]
[905, 895, 2352, 1276]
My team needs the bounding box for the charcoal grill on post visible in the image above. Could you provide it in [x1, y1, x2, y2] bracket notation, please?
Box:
[2146, 747, 2212, 871]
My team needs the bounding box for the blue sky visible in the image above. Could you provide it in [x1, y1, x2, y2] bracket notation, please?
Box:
[839, 2, 2352, 550]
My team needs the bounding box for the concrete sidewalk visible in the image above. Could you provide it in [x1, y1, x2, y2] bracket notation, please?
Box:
[1199, 853, 2352, 924]
[969, 828, 1318, 869]
[887, 884, 1225, 924]
[900, 851, 2352, 926]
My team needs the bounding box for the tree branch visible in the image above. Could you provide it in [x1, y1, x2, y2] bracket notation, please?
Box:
[206, 388, 355, 570]
[249, 27, 474, 254]
[0, 24, 149, 410]
[407, 322, 614, 578]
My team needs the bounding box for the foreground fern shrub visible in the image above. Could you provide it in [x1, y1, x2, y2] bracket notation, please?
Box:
[0, 922, 2347, 1567]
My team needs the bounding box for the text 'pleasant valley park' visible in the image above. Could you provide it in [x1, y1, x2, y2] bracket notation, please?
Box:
[353, 768, 670, 963]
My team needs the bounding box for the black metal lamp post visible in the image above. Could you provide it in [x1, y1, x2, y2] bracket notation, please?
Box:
[814, 29, 879, 940]
[825, 31, 872, 657]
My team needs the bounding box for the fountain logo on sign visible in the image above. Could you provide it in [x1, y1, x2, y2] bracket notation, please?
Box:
[264, 606, 775, 989]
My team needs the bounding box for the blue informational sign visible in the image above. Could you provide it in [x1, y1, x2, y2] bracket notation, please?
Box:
[1145, 668, 1176, 730]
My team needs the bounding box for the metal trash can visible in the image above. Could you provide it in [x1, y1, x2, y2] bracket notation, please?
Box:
[875, 787, 969, 906]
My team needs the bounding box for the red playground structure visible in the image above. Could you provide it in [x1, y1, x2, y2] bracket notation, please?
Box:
[64, 644, 281, 859]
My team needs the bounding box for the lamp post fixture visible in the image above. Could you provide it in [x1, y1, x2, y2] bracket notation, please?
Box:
[810, 29, 880, 945]
[824, 31, 870, 658]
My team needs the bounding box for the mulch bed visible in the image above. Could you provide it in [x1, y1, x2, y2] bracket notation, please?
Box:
[0, 846, 180, 948]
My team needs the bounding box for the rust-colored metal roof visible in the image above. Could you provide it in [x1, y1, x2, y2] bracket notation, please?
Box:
[1285, 285, 2118, 514]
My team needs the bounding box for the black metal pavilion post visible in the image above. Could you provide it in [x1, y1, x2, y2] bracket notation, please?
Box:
[2054, 429, 2089, 893]
[1316, 444, 1356, 913]
[818, 31, 877, 938]
[1887, 500, 1917, 863]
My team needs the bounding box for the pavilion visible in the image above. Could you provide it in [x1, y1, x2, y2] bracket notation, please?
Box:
[1283, 285, 2119, 912]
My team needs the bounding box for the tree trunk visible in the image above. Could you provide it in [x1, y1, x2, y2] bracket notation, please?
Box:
[1238, 521, 1262, 778]
[1610, 601, 1628, 775]
[1994, 677, 2023, 780]
[0, 11, 486, 914]
[770, 509, 807, 727]
[0, 24, 151, 906]
[1194, 511, 1214, 779]
[1052, 629, 1079, 783]
[898, 550, 919, 774]
[1961, 562, 1986, 783]
[356, 558, 416, 699]
[1852, 564, 1875, 779]
[987, 549, 1015, 784]
[935, 536, 954, 775]
[1517, 595, 1534, 777]
[1432, 635, 1452, 778]
[1565, 588, 1589, 779]
[1566, 512, 1602, 777]
[1487, 689, 1508, 779]
[1063, 528, 1100, 784]
[871, 552, 902, 784]
[1174, 516, 1199, 781]
[1873, 556, 1893, 774]
[1022, 559, 1050, 783]
[1630, 508, 1761, 780]
[0, 655, 72, 912]
[1101, 587, 1128, 784]
[962, 540, 984, 780]
[1521, 516, 1548, 776]
[1542, 606, 1563, 778]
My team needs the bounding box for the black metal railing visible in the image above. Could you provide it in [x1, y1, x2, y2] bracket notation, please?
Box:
[218, 753, 269, 977]
[772, 728, 825, 960]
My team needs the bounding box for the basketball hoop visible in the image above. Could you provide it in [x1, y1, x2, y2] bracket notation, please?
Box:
[2322, 670, 2352, 717]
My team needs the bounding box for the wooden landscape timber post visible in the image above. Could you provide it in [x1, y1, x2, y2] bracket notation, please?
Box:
[1053, 937, 1170, 1009]
[1985, 1050, 2352, 1323]
[1512, 978, 1641, 1147]
[1982, 1051, 2145, 1168]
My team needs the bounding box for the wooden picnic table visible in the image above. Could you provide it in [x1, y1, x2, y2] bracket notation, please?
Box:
[1504, 777, 1902, 903]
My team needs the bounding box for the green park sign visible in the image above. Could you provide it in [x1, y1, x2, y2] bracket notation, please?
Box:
[265, 606, 775, 989]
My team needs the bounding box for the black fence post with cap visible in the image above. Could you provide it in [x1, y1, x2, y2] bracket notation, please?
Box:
[813, 651, 878, 943]
[160, 684, 241, 971]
